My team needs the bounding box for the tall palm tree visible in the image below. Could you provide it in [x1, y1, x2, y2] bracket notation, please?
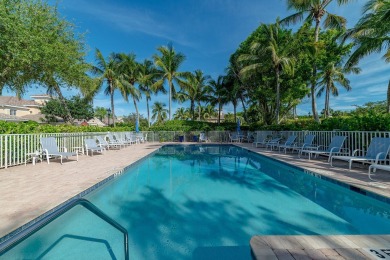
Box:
[116, 53, 141, 127]
[240, 23, 294, 124]
[153, 43, 186, 120]
[152, 101, 168, 124]
[91, 49, 126, 127]
[317, 62, 360, 117]
[179, 70, 210, 121]
[281, 0, 353, 122]
[207, 76, 228, 125]
[138, 59, 161, 127]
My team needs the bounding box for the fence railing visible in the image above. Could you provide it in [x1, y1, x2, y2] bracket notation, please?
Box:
[1, 130, 390, 169]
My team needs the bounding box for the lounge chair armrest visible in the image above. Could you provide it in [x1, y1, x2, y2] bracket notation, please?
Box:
[375, 152, 386, 162]
[352, 149, 363, 156]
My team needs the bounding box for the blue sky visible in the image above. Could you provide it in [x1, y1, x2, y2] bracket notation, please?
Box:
[19, 0, 390, 117]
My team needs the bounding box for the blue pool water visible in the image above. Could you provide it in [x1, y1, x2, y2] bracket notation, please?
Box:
[2, 145, 390, 259]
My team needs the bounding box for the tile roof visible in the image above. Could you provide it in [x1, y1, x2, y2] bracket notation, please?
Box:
[0, 96, 40, 107]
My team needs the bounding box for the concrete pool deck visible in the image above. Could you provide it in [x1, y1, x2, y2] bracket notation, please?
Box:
[1, 141, 390, 259]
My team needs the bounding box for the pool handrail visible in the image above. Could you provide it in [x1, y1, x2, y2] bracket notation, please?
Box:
[0, 198, 129, 260]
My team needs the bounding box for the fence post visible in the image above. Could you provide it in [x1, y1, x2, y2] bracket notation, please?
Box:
[4, 136, 8, 169]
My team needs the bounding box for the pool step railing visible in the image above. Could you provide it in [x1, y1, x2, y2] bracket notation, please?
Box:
[0, 198, 129, 260]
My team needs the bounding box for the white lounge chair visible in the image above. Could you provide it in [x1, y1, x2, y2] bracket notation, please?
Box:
[136, 133, 145, 143]
[292, 134, 316, 154]
[229, 133, 240, 143]
[85, 138, 104, 156]
[199, 132, 208, 142]
[253, 133, 269, 147]
[107, 133, 126, 147]
[330, 137, 390, 170]
[124, 132, 137, 145]
[368, 164, 390, 180]
[300, 136, 347, 162]
[96, 136, 119, 150]
[265, 137, 282, 150]
[40, 137, 78, 164]
[277, 135, 297, 152]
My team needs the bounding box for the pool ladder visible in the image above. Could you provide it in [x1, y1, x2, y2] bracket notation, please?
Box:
[0, 198, 129, 260]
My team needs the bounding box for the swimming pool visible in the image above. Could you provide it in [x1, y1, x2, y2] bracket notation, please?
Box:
[1, 144, 390, 259]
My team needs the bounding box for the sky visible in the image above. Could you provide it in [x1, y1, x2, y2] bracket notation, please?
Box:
[17, 0, 390, 118]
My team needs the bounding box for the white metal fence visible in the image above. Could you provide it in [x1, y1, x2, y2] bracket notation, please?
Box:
[1, 130, 389, 169]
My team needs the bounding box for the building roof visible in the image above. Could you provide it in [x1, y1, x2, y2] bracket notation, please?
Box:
[0, 96, 40, 107]
[87, 117, 106, 127]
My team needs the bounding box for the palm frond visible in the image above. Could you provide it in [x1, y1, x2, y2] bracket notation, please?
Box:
[324, 13, 346, 30]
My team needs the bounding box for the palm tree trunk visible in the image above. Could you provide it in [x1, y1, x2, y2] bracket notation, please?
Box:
[198, 102, 201, 121]
[275, 67, 280, 124]
[190, 100, 195, 120]
[132, 97, 139, 129]
[311, 20, 321, 123]
[233, 103, 237, 122]
[240, 96, 247, 122]
[110, 82, 115, 127]
[168, 80, 172, 120]
[325, 83, 330, 118]
[387, 80, 390, 113]
[147, 98, 150, 127]
[218, 102, 222, 125]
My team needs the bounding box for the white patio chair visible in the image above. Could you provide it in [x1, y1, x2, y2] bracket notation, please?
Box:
[40, 137, 78, 164]
[85, 138, 105, 156]
[331, 137, 390, 170]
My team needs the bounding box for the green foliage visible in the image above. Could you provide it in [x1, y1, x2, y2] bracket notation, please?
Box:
[40, 96, 94, 123]
[148, 120, 242, 132]
[250, 114, 390, 131]
[0, 0, 91, 96]
[0, 120, 132, 134]
[94, 106, 107, 121]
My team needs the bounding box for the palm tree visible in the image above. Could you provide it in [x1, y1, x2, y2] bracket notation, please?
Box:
[240, 23, 294, 124]
[116, 53, 141, 127]
[317, 62, 360, 117]
[179, 70, 210, 120]
[207, 76, 228, 125]
[138, 59, 161, 127]
[173, 107, 190, 120]
[346, 0, 390, 64]
[151, 101, 168, 124]
[91, 49, 126, 127]
[153, 43, 186, 120]
[344, 0, 390, 111]
[281, 0, 354, 122]
[201, 104, 217, 120]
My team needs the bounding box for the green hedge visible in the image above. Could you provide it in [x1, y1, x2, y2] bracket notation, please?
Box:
[0, 121, 133, 134]
[1, 115, 389, 134]
[148, 120, 246, 132]
[250, 114, 390, 131]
